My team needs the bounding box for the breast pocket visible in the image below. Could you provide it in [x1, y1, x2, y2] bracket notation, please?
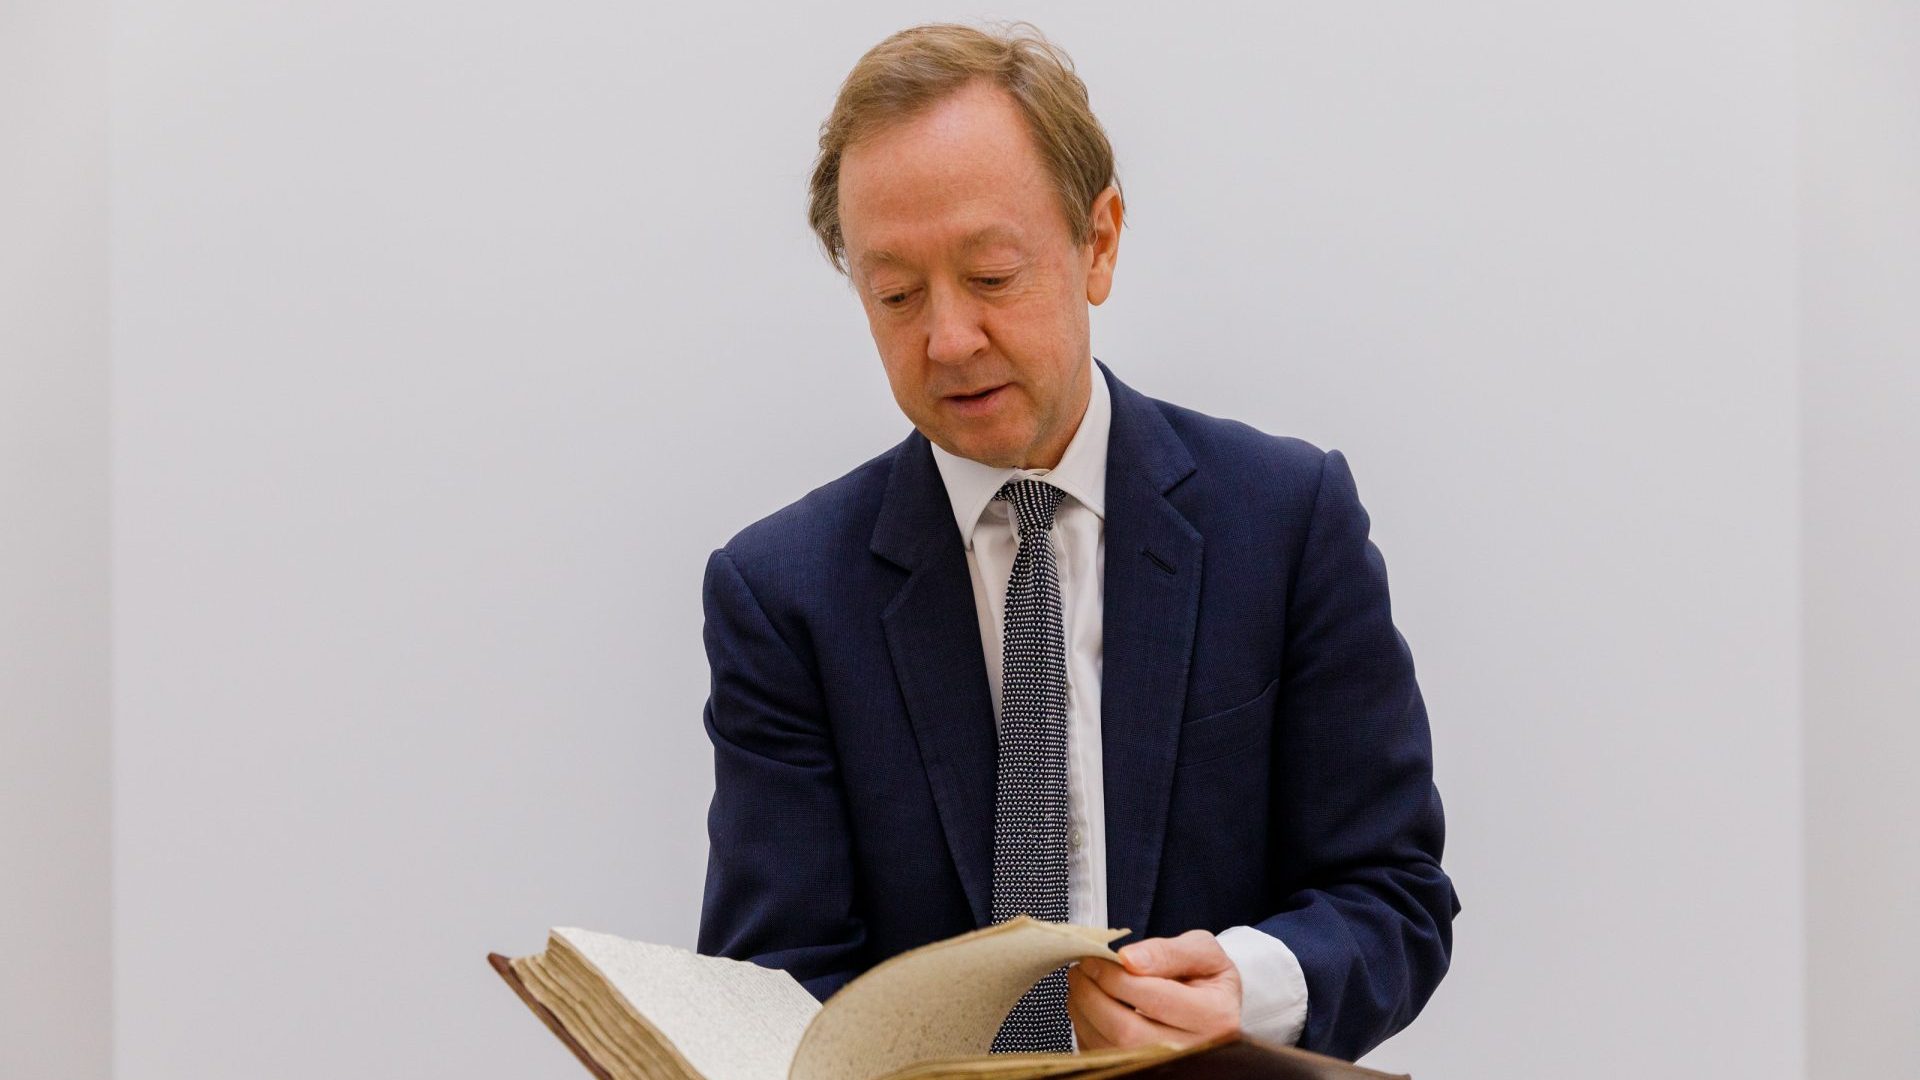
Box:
[1175, 677, 1280, 769]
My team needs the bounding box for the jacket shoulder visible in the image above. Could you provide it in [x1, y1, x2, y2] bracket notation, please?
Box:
[713, 437, 902, 591]
[1151, 394, 1329, 498]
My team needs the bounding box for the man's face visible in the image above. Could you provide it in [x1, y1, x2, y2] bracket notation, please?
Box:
[837, 79, 1122, 469]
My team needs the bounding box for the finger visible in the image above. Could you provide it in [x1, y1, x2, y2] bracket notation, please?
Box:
[1069, 960, 1193, 1048]
[1066, 967, 1114, 1049]
[1118, 931, 1233, 979]
[1081, 957, 1236, 1033]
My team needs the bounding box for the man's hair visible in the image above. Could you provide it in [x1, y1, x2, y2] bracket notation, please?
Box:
[807, 21, 1122, 275]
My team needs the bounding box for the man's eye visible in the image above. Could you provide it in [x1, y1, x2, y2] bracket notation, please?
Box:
[975, 276, 1007, 288]
[881, 292, 910, 307]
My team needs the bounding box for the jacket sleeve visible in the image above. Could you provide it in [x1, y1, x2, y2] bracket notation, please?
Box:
[1249, 449, 1461, 1060]
[695, 547, 866, 1001]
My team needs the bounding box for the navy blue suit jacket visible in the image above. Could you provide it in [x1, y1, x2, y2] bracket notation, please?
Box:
[697, 361, 1459, 1061]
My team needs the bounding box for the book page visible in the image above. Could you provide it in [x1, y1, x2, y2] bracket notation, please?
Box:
[513, 949, 665, 1080]
[554, 927, 823, 1080]
[878, 1044, 1179, 1080]
[788, 918, 1131, 1080]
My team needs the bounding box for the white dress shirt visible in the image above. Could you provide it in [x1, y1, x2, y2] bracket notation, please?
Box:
[928, 359, 1309, 1047]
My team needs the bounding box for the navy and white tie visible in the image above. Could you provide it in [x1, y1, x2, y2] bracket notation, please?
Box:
[987, 478, 1075, 1053]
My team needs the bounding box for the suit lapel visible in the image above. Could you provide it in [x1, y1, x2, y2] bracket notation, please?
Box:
[1097, 363, 1202, 942]
[872, 432, 997, 928]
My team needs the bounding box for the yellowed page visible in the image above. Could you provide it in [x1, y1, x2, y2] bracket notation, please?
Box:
[876, 1043, 1178, 1080]
[788, 918, 1128, 1080]
[554, 927, 823, 1080]
[542, 941, 711, 1080]
[513, 949, 666, 1080]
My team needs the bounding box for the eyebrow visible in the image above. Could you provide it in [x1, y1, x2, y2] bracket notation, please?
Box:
[855, 226, 1025, 274]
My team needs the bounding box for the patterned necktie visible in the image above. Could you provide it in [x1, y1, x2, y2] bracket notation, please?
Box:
[987, 478, 1075, 1053]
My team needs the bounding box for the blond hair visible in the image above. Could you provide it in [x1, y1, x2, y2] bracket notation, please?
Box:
[807, 21, 1122, 275]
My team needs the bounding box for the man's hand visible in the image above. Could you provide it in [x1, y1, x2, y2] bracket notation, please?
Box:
[1065, 929, 1243, 1050]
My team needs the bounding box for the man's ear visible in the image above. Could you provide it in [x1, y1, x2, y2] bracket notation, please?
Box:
[1084, 185, 1124, 306]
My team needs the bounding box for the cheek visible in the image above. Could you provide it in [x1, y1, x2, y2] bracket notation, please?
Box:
[875, 350, 934, 409]
[1009, 280, 1080, 349]
[870, 318, 922, 368]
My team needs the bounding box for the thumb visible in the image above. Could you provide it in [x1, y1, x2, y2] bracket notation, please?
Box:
[1117, 939, 1168, 976]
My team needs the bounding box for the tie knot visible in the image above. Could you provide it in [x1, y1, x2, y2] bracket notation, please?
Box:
[994, 479, 1065, 539]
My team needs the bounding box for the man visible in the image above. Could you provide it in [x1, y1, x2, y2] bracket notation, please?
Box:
[697, 22, 1458, 1063]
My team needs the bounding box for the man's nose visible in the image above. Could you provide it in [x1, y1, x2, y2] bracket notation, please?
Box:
[923, 282, 988, 367]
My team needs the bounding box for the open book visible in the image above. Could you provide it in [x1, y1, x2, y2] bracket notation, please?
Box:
[488, 916, 1408, 1080]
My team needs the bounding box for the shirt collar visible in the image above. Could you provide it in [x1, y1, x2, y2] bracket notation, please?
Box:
[928, 358, 1110, 550]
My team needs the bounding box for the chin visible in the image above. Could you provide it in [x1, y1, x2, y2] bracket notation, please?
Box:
[942, 424, 1032, 468]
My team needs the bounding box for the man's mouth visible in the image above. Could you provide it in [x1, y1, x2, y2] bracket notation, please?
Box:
[947, 384, 1006, 402]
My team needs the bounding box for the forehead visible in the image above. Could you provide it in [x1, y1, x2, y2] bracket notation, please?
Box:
[838, 80, 1067, 273]
[856, 223, 1030, 275]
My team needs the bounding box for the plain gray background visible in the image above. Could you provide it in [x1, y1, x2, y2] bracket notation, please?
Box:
[4, 1, 1914, 1078]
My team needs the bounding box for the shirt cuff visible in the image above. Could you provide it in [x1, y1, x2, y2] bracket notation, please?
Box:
[1215, 924, 1309, 1046]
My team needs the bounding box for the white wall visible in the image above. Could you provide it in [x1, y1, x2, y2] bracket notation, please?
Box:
[104, 4, 1805, 1078]
[44, 1, 1920, 1076]
[1800, 3, 1920, 1077]
[0, 1, 113, 1078]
